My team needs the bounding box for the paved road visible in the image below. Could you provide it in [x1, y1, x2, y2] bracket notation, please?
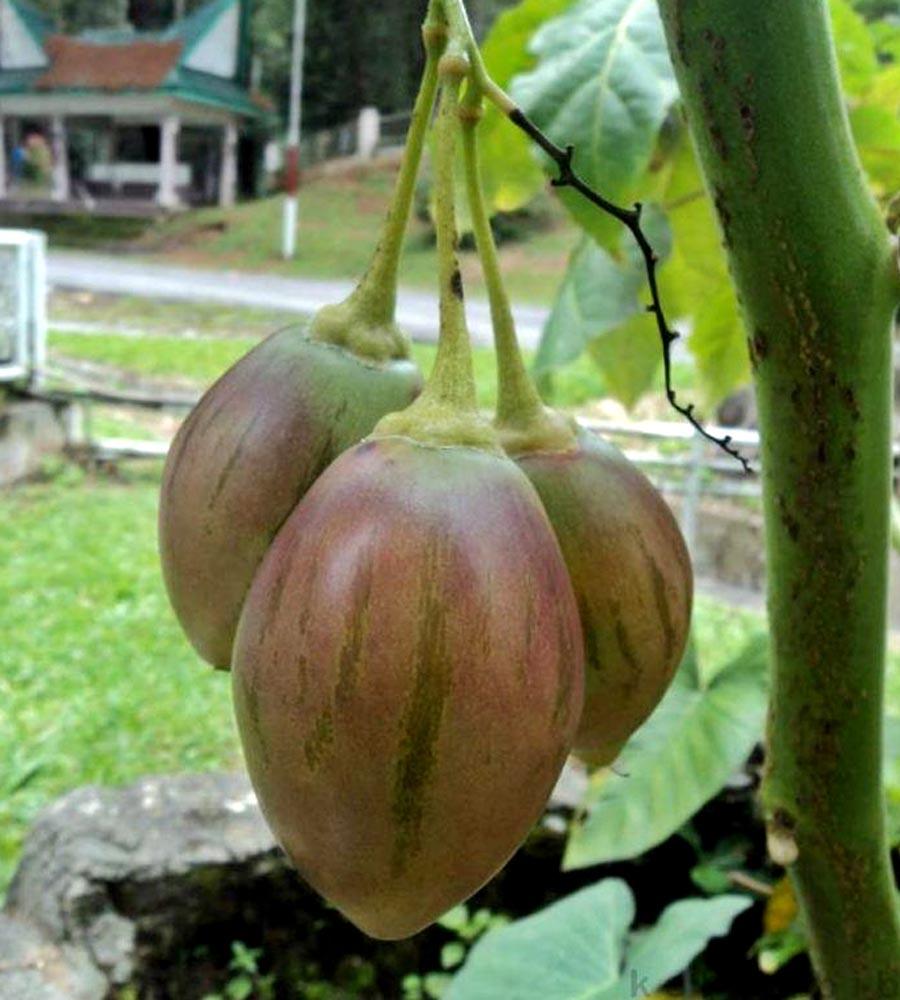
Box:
[47, 251, 549, 350]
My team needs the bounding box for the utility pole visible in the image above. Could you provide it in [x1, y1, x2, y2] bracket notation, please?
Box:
[282, 0, 308, 259]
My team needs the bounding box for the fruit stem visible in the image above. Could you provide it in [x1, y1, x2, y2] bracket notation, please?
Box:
[425, 72, 478, 411]
[459, 86, 576, 454]
[438, 0, 514, 115]
[352, 6, 446, 323]
[307, 3, 446, 363]
[373, 62, 498, 451]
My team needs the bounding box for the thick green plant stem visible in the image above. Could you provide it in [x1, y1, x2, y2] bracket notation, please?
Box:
[459, 96, 576, 455]
[425, 76, 477, 412]
[656, 2, 900, 996]
[374, 69, 496, 451]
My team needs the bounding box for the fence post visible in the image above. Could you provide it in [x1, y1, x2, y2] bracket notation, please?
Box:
[357, 107, 381, 161]
[50, 116, 71, 203]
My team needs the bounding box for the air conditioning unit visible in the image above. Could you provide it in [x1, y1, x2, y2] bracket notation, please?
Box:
[0, 229, 47, 387]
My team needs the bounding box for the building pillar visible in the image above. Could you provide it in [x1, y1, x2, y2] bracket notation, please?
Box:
[0, 114, 7, 199]
[158, 114, 181, 209]
[50, 115, 70, 202]
[219, 120, 238, 208]
[105, 123, 122, 194]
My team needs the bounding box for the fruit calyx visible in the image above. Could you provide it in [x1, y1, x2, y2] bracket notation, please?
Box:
[307, 298, 408, 364]
[374, 61, 499, 454]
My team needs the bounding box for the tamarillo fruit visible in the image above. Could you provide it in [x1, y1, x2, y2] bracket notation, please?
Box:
[231, 436, 585, 939]
[159, 325, 421, 669]
[509, 427, 693, 764]
[159, 9, 443, 671]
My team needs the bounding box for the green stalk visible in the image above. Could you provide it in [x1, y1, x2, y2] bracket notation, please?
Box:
[426, 75, 478, 412]
[655, 2, 900, 995]
[459, 93, 576, 454]
[439, 0, 514, 114]
[374, 68, 496, 451]
[352, 11, 446, 322]
[308, 4, 446, 361]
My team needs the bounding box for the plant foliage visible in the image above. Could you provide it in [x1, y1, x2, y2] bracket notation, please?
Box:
[445, 879, 751, 999]
[479, 0, 900, 408]
[564, 636, 769, 870]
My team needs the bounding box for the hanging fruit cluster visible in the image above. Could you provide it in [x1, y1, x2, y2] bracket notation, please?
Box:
[159, 0, 692, 941]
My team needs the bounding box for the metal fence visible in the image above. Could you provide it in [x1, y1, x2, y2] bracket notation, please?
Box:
[296, 108, 413, 168]
[300, 120, 361, 168]
[377, 111, 413, 152]
[38, 356, 764, 559]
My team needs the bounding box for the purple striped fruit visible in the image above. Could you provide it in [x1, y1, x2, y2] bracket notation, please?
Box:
[232, 436, 585, 939]
[159, 327, 421, 669]
[512, 429, 693, 764]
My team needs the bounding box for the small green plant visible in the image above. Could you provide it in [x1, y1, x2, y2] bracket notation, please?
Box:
[202, 941, 275, 1000]
[402, 904, 510, 999]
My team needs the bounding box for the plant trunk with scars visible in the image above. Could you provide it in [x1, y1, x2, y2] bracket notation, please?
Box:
[655, 1, 900, 995]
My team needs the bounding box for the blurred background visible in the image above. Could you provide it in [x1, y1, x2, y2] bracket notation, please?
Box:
[1, 1, 899, 998]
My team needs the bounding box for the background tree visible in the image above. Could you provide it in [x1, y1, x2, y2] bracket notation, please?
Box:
[31, 0, 127, 31]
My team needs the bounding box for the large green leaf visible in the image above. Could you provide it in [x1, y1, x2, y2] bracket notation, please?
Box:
[869, 18, 900, 63]
[511, 0, 678, 240]
[445, 880, 633, 1000]
[446, 879, 751, 1000]
[655, 131, 726, 316]
[477, 0, 573, 213]
[587, 312, 662, 409]
[535, 208, 670, 408]
[655, 130, 749, 407]
[866, 63, 900, 111]
[689, 282, 749, 411]
[830, 0, 880, 95]
[564, 636, 769, 871]
[885, 714, 900, 845]
[535, 236, 644, 375]
[621, 895, 753, 998]
[850, 104, 900, 194]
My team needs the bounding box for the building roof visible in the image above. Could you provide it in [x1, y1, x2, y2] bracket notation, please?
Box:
[37, 36, 184, 92]
[0, 0, 265, 119]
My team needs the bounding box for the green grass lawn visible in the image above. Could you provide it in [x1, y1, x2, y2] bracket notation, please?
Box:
[50, 292, 301, 340]
[0, 468, 237, 893]
[146, 187, 575, 306]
